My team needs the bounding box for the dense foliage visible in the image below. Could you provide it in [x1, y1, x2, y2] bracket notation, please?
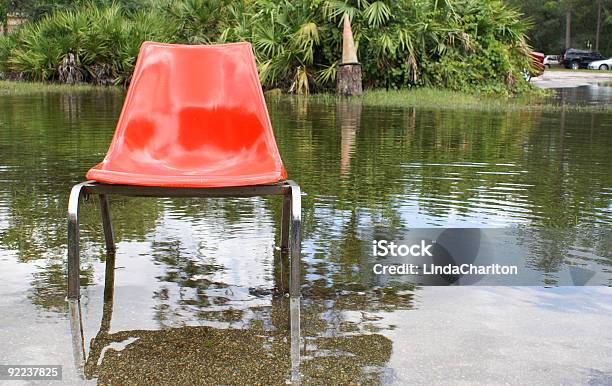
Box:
[0, 0, 535, 94]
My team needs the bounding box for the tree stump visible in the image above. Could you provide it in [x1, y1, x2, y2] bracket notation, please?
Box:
[337, 63, 362, 96]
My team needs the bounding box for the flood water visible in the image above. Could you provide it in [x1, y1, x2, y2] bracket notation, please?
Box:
[0, 90, 611, 384]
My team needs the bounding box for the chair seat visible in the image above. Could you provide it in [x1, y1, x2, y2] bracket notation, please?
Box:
[84, 42, 287, 188]
[86, 161, 286, 187]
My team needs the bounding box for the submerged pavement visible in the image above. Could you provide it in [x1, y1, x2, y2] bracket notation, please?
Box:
[532, 69, 612, 89]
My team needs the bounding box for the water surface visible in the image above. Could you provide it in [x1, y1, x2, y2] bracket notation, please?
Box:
[0, 90, 610, 384]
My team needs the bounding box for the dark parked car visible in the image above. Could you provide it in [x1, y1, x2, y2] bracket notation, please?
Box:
[562, 48, 604, 69]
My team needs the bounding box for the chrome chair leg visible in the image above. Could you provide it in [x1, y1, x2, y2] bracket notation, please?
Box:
[68, 299, 85, 379]
[280, 193, 291, 252]
[287, 181, 301, 298]
[290, 295, 301, 384]
[68, 182, 87, 300]
[98, 194, 115, 254]
[286, 180, 302, 383]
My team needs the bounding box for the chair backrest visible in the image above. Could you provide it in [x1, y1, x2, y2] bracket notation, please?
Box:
[97, 42, 286, 185]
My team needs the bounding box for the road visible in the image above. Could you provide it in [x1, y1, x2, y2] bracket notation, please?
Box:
[531, 70, 612, 88]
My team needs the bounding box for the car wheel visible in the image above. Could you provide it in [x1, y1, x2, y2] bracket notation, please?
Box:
[571, 61, 579, 70]
[545, 64, 550, 69]
[599, 64, 609, 71]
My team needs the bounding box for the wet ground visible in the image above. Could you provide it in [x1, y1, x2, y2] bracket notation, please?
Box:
[532, 69, 612, 89]
[0, 88, 611, 384]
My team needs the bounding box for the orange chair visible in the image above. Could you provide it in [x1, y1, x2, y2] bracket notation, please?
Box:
[67, 43, 302, 359]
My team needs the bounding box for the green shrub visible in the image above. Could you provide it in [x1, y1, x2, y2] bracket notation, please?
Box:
[2, 3, 176, 84]
[216, 0, 534, 95]
[0, 0, 536, 95]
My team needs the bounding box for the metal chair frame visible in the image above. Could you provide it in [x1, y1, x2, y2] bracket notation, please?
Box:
[67, 179, 301, 300]
[67, 179, 302, 379]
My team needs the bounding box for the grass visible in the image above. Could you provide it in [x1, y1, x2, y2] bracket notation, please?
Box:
[0, 80, 118, 95]
[2, 79, 611, 113]
[300, 87, 612, 112]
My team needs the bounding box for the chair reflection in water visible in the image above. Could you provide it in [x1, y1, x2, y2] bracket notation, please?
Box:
[67, 42, 301, 381]
[68, 253, 301, 383]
